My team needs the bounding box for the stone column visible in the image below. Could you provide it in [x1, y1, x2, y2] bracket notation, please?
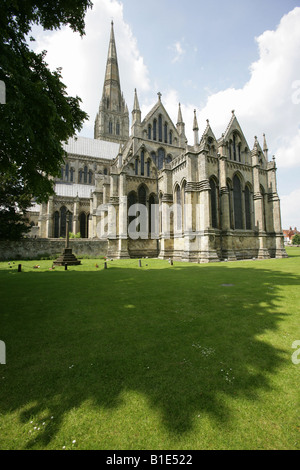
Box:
[252, 138, 269, 259]
[118, 173, 129, 258]
[45, 197, 53, 238]
[267, 157, 287, 258]
[219, 151, 236, 261]
[198, 152, 219, 262]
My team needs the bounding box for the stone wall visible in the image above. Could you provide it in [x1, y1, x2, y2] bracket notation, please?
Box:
[0, 238, 108, 261]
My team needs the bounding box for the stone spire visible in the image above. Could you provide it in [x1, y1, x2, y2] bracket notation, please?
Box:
[193, 109, 199, 146]
[131, 88, 141, 135]
[176, 103, 186, 146]
[263, 133, 269, 161]
[94, 21, 129, 143]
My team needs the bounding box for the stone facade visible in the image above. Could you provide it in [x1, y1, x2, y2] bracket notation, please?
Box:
[28, 22, 287, 263]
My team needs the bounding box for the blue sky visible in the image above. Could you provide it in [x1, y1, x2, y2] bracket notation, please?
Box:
[31, 0, 300, 229]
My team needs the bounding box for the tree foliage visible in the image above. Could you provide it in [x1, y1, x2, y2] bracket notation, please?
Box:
[0, 0, 92, 239]
[292, 233, 300, 245]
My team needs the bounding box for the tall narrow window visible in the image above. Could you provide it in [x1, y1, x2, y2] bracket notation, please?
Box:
[245, 186, 251, 229]
[116, 121, 120, 135]
[147, 160, 150, 177]
[135, 158, 138, 175]
[164, 123, 168, 143]
[79, 170, 83, 183]
[141, 150, 144, 176]
[153, 119, 157, 141]
[70, 168, 74, 182]
[54, 211, 59, 238]
[233, 134, 237, 161]
[227, 182, 234, 229]
[175, 185, 181, 231]
[60, 206, 67, 238]
[148, 125, 152, 140]
[210, 178, 218, 229]
[233, 175, 243, 229]
[158, 148, 165, 170]
[79, 212, 87, 238]
[169, 131, 173, 145]
[128, 192, 137, 230]
[151, 152, 156, 166]
[84, 166, 88, 184]
[109, 121, 113, 134]
[88, 170, 93, 184]
[65, 163, 69, 181]
[158, 115, 162, 142]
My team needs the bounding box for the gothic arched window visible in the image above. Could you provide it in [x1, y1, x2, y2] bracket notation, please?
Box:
[245, 185, 252, 229]
[153, 119, 157, 141]
[135, 158, 138, 175]
[138, 185, 147, 206]
[60, 206, 67, 238]
[147, 160, 150, 177]
[141, 150, 144, 176]
[148, 125, 151, 140]
[116, 121, 120, 135]
[84, 166, 88, 184]
[158, 115, 163, 142]
[233, 175, 243, 229]
[210, 178, 218, 229]
[79, 212, 87, 238]
[54, 211, 59, 238]
[65, 163, 69, 181]
[158, 148, 165, 170]
[164, 122, 168, 143]
[175, 185, 181, 231]
[151, 152, 156, 166]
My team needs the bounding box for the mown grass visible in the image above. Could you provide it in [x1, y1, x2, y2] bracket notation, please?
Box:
[0, 247, 299, 450]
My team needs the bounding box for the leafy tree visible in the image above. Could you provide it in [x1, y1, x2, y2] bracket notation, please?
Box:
[0, 0, 92, 239]
[292, 233, 300, 245]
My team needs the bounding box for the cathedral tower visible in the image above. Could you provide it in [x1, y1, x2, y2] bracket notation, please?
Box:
[94, 21, 129, 144]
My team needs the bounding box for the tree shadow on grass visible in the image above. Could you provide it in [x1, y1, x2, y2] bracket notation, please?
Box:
[0, 260, 298, 448]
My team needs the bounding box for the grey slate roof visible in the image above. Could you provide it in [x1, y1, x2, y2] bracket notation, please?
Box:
[55, 183, 95, 198]
[63, 136, 119, 160]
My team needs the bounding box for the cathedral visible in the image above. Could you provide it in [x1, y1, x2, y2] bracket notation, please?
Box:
[30, 22, 287, 262]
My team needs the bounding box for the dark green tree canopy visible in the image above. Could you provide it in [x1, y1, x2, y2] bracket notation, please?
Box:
[0, 1, 92, 239]
[292, 233, 300, 245]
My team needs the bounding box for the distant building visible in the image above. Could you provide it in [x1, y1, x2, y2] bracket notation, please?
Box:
[27, 22, 287, 262]
[283, 227, 299, 244]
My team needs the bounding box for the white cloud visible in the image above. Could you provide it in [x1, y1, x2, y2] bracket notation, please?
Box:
[195, 7, 300, 168]
[281, 189, 300, 229]
[30, 0, 150, 137]
[169, 41, 186, 63]
[161, 7, 300, 170]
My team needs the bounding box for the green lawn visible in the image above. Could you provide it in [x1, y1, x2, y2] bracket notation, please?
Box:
[0, 247, 299, 450]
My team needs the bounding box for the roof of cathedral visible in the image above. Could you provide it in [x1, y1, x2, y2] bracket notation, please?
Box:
[54, 182, 95, 198]
[63, 136, 120, 160]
